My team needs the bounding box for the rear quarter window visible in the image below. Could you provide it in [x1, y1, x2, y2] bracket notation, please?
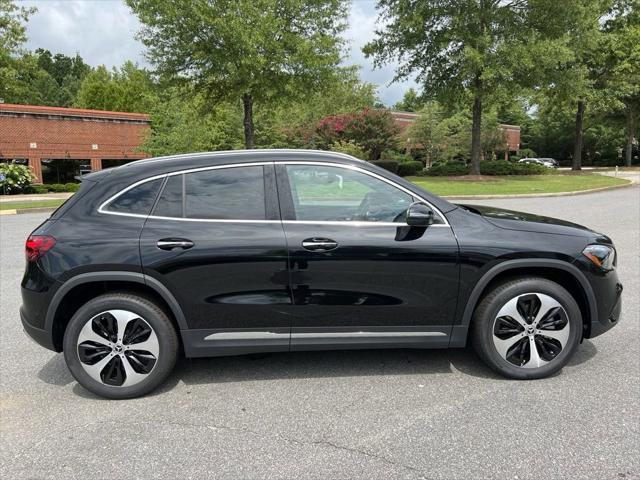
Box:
[105, 178, 163, 215]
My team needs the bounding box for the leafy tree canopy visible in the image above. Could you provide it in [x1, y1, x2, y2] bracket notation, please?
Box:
[126, 0, 349, 148]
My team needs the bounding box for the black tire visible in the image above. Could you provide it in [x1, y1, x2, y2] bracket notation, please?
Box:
[63, 293, 179, 399]
[471, 277, 582, 379]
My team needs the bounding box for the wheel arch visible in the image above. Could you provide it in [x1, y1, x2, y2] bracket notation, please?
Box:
[46, 272, 187, 351]
[449, 259, 597, 347]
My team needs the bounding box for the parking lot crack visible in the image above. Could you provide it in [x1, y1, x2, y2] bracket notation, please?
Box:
[204, 422, 428, 477]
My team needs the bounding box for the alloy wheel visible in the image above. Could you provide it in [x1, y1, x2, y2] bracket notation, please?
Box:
[76, 310, 159, 387]
[492, 293, 570, 369]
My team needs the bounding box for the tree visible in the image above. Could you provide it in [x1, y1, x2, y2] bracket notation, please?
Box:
[260, 66, 378, 147]
[142, 87, 243, 157]
[0, 0, 35, 102]
[602, 0, 640, 166]
[393, 88, 423, 112]
[29, 49, 91, 106]
[406, 102, 447, 166]
[75, 62, 157, 113]
[0, 0, 33, 56]
[363, 0, 574, 175]
[542, 1, 614, 170]
[127, 0, 348, 149]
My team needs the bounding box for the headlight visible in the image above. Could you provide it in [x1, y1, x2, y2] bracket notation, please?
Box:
[582, 244, 616, 270]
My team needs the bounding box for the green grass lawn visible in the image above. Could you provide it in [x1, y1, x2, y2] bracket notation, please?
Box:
[0, 199, 66, 211]
[408, 174, 630, 196]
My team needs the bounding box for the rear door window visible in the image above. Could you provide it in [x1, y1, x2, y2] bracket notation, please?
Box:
[153, 175, 184, 218]
[185, 166, 266, 220]
[151, 166, 268, 220]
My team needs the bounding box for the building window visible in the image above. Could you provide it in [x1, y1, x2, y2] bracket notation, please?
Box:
[41, 159, 89, 184]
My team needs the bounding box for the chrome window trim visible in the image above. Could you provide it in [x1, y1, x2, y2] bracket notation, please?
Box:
[98, 160, 450, 227]
[97, 162, 269, 216]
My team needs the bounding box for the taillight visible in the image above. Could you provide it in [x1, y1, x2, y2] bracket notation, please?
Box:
[25, 235, 56, 262]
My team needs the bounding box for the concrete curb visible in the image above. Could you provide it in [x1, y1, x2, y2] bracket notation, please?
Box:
[0, 179, 634, 216]
[1, 207, 60, 216]
[441, 179, 634, 200]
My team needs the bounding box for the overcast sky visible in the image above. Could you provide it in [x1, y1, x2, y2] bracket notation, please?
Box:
[21, 0, 417, 106]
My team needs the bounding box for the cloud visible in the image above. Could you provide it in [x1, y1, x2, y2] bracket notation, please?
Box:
[343, 0, 418, 106]
[22, 0, 416, 105]
[23, 0, 147, 69]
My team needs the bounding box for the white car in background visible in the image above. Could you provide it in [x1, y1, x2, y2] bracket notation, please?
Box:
[518, 157, 559, 168]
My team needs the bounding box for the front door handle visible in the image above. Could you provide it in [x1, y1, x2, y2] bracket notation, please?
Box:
[156, 238, 194, 250]
[302, 238, 338, 252]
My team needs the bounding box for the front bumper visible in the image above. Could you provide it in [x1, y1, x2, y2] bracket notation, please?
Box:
[587, 281, 622, 338]
[20, 307, 56, 351]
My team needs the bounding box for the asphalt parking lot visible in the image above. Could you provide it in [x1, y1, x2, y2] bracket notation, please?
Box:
[1, 185, 638, 480]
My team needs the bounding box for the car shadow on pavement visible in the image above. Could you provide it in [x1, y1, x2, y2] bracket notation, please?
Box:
[172, 339, 598, 388]
[38, 340, 598, 398]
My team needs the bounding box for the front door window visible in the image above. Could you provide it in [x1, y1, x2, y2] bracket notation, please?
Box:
[285, 164, 414, 223]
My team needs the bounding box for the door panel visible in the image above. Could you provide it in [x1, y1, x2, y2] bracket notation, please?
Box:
[276, 163, 460, 348]
[139, 163, 291, 354]
[285, 223, 459, 327]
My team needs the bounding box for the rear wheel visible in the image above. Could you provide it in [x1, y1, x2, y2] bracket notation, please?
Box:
[63, 293, 178, 399]
[471, 277, 582, 379]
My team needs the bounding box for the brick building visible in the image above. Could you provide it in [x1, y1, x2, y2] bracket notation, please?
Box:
[390, 111, 521, 158]
[0, 103, 150, 184]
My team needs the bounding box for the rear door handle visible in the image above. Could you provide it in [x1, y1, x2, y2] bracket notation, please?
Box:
[302, 238, 338, 252]
[156, 238, 194, 250]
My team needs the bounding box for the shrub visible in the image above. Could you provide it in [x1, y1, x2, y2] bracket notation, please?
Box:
[397, 161, 424, 177]
[380, 150, 412, 163]
[370, 160, 399, 174]
[46, 183, 67, 192]
[27, 185, 49, 194]
[314, 109, 399, 161]
[64, 182, 81, 192]
[592, 156, 622, 167]
[330, 140, 365, 159]
[425, 162, 470, 176]
[0, 163, 36, 194]
[518, 148, 537, 158]
[480, 160, 549, 175]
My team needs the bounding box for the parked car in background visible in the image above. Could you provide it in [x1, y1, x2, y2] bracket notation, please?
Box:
[519, 157, 558, 168]
[21, 149, 622, 398]
[539, 157, 560, 168]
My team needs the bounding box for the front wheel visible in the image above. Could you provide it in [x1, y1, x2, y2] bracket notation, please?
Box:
[63, 293, 179, 399]
[471, 278, 582, 379]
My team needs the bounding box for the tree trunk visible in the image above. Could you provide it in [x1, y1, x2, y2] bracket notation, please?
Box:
[470, 88, 482, 175]
[572, 100, 585, 171]
[626, 104, 635, 167]
[242, 93, 255, 149]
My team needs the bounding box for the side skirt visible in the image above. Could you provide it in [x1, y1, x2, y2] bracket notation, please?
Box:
[181, 327, 451, 358]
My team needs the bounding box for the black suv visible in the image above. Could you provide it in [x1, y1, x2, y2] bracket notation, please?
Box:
[21, 150, 622, 398]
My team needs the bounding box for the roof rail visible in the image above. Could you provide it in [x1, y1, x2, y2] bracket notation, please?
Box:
[122, 149, 364, 168]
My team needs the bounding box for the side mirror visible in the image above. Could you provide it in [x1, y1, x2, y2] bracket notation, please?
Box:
[406, 202, 434, 227]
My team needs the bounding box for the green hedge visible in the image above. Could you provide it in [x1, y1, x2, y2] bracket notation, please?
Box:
[397, 161, 424, 177]
[425, 162, 470, 176]
[480, 161, 549, 175]
[370, 160, 399, 174]
[24, 183, 80, 193]
[380, 151, 413, 163]
[29, 185, 49, 194]
[46, 183, 68, 192]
